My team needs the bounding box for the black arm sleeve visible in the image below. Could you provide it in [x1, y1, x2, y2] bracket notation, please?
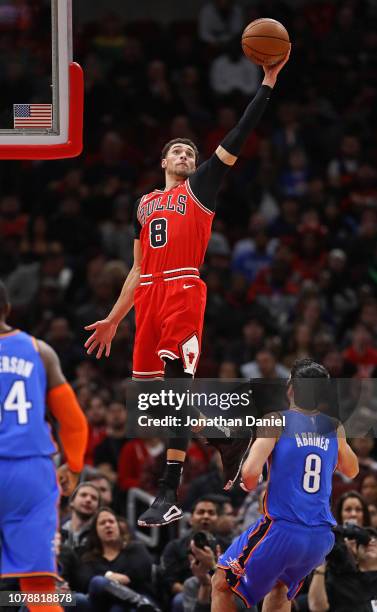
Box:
[133, 197, 142, 239]
[220, 85, 272, 155]
[188, 85, 272, 211]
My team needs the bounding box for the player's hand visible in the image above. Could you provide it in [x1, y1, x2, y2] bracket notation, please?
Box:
[84, 318, 118, 359]
[262, 45, 291, 88]
[57, 464, 80, 497]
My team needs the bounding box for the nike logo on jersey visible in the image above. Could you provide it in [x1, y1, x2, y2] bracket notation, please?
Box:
[183, 284, 195, 289]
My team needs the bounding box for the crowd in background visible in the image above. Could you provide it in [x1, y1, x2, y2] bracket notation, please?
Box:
[0, 0, 377, 609]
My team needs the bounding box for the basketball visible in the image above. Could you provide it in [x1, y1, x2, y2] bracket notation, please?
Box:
[242, 18, 290, 66]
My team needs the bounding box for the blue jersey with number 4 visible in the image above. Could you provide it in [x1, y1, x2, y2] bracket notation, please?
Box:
[264, 409, 338, 526]
[0, 330, 56, 458]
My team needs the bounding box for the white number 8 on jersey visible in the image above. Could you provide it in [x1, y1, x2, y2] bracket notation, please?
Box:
[303, 453, 322, 493]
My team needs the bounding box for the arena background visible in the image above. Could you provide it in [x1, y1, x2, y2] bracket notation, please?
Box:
[0, 0, 377, 610]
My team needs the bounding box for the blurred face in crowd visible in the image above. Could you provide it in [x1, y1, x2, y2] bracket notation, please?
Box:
[243, 320, 264, 345]
[86, 397, 107, 426]
[362, 475, 377, 505]
[191, 501, 218, 533]
[91, 478, 112, 506]
[162, 143, 196, 180]
[216, 502, 236, 536]
[341, 495, 365, 527]
[352, 325, 372, 351]
[107, 402, 127, 431]
[218, 361, 238, 378]
[48, 318, 71, 342]
[322, 350, 343, 376]
[369, 504, 377, 528]
[256, 350, 276, 378]
[341, 135, 360, 158]
[96, 510, 121, 546]
[294, 323, 312, 349]
[360, 302, 377, 328]
[71, 485, 100, 520]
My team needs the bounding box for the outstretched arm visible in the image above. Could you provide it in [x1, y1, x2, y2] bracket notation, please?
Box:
[189, 49, 290, 210]
[84, 239, 142, 358]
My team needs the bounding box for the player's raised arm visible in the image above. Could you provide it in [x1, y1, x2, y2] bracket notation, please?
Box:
[84, 239, 142, 359]
[188, 49, 290, 211]
[216, 49, 290, 166]
[336, 424, 359, 479]
[38, 340, 88, 495]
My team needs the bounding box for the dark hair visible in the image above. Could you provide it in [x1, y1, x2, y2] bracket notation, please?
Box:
[289, 358, 330, 411]
[161, 138, 199, 164]
[192, 496, 220, 514]
[0, 280, 9, 315]
[81, 507, 124, 562]
[336, 491, 371, 527]
[70, 482, 101, 505]
[86, 472, 112, 488]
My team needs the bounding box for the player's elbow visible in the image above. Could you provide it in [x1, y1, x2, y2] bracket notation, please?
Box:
[346, 462, 359, 479]
[338, 459, 359, 479]
[241, 465, 258, 491]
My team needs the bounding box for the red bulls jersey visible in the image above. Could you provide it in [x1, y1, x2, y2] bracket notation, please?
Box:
[136, 179, 214, 276]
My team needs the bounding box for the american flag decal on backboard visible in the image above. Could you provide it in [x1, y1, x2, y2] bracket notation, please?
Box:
[13, 104, 52, 129]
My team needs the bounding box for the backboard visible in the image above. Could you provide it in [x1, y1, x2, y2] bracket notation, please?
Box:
[0, 0, 83, 159]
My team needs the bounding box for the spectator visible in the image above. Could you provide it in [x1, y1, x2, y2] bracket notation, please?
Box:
[94, 401, 129, 482]
[283, 322, 313, 369]
[343, 323, 377, 378]
[241, 348, 290, 380]
[86, 472, 114, 508]
[62, 507, 158, 611]
[335, 491, 371, 528]
[61, 483, 101, 551]
[198, 0, 243, 47]
[361, 474, 377, 507]
[160, 497, 221, 611]
[117, 437, 165, 492]
[210, 37, 260, 98]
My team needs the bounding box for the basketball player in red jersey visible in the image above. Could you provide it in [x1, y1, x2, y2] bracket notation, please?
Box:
[85, 50, 290, 526]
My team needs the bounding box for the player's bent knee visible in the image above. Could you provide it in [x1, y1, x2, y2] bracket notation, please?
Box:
[212, 569, 229, 593]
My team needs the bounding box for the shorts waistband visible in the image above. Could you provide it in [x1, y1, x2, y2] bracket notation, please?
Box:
[139, 267, 200, 285]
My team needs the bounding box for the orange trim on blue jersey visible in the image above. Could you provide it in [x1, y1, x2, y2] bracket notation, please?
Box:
[230, 584, 250, 607]
[31, 336, 40, 352]
[2, 571, 60, 579]
[288, 578, 305, 600]
[242, 518, 274, 567]
[0, 328, 20, 337]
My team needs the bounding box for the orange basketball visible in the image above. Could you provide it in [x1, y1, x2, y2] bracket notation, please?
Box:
[242, 18, 290, 66]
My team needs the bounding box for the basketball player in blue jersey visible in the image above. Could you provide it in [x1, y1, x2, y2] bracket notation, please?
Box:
[212, 358, 359, 612]
[0, 281, 88, 612]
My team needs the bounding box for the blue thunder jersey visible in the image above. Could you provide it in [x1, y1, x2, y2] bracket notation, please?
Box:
[264, 409, 338, 526]
[0, 330, 56, 458]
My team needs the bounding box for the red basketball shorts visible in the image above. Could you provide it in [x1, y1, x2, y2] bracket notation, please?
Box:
[132, 274, 207, 379]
